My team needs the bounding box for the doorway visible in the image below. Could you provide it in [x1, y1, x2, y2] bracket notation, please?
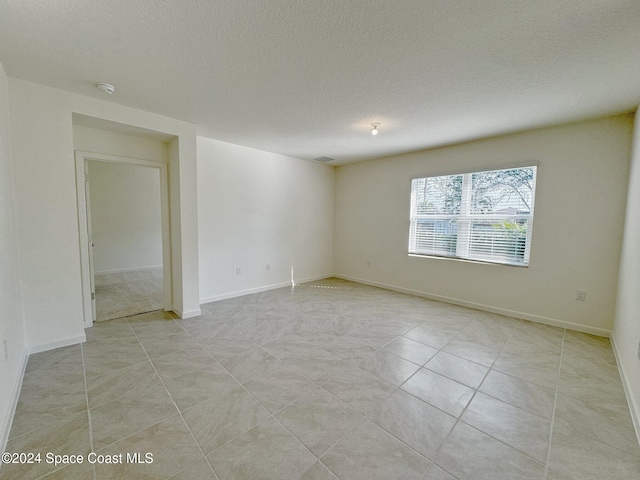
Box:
[76, 152, 171, 327]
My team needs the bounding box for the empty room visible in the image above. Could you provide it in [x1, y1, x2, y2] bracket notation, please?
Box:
[0, 1, 639, 479]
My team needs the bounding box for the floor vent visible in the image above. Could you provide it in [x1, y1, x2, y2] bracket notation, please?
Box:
[308, 285, 341, 289]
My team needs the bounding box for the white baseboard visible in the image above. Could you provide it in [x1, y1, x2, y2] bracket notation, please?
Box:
[28, 334, 87, 355]
[172, 307, 202, 319]
[610, 336, 640, 447]
[95, 265, 163, 275]
[1, 349, 28, 456]
[199, 274, 333, 305]
[334, 274, 611, 338]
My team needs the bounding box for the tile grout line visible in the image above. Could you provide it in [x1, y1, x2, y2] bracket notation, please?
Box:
[79, 342, 98, 480]
[176, 310, 430, 479]
[418, 320, 531, 479]
[125, 319, 222, 480]
[543, 328, 566, 480]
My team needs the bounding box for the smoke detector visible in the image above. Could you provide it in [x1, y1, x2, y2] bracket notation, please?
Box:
[96, 82, 115, 94]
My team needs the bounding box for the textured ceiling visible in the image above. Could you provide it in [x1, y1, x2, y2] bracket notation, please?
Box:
[0, 0, 639, 164]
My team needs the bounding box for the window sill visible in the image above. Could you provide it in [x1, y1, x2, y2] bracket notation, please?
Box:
[408, 253, 529, 268]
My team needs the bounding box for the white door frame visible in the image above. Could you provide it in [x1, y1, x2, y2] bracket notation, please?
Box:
[75, 151, 172, 328]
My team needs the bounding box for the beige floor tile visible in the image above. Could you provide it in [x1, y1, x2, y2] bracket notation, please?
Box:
[87, 360, 161, 407]
[321, 419, 431, 480]
[276, 388, 364, 457]
[199, 331, 257, 362]
[557, 359, 627, 403]
[163, 365, 239, 411]
[217, 347, 285, 384]
[442, 338, 501, 367]
[435, 422, 546, 480]
[24, 344, 82, 373]
[425, 351, 489, 388]
[404, 324, 457, 349]
[83, 341, 149, 379]
[2, 412, 91, 480]
[262, 334, 317, 361]
[357, 349, 421, 386]
[295, 326, 346, 347]
[9, 385, 88, 439]
[6, 279, 639, 480]
[348, 325, 400, 348]
[207, 417, 316, 480]
[461, 392, 551, 462]
[493, 340, 561, 389]
[562, 330, 617, 367]
[317, 366, 395, 415]
[402, 368, 474, 417]
[83, 336, 144, 362]
[94, 414, 204, 479]
[177, 319, 234, 344]
[182, 386, 270, 454]
[168, 459, 219, 480]
[38, 461, 95, 479]
[322, 335, 377, 363]
[283, 348, 350, 381]
[137, 331, 200, 359]
[554, 393, 640, 457]
[243, 364, 316, 413]
[368, 389, 456, 460]
[151, 347, 219, 381]
[479, 369, 555, 419]
[511, 321, 564, 350]
[170, 460, 219, 480]
[90, 384, 178, 450]
[383, 336, 438, 365]
[455, 320, 514, 350]
[423, 463, 456, 480]
[547, 425, 640, 479]
[300, 461, 340, 480]
[240, 320, 293, 345]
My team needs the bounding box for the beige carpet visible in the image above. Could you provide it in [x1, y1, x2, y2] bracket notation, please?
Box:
[94, 267, 163, 321]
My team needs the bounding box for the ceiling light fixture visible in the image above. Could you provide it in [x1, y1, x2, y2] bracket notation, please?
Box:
[371, 122, 380, 136]
[96, 82, 115, 94]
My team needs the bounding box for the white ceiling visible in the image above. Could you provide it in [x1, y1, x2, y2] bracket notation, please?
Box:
[1, 0, 639, 165]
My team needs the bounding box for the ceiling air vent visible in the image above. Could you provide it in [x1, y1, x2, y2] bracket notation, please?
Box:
[313, 156, 335, 163]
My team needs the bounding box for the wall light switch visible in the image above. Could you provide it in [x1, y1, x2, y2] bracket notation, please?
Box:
[576, 290, 586, 301]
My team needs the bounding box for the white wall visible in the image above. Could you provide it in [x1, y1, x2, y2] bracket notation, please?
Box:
[197, 137, 335, 302]
[613, 109, 640, 439]
[335, 115, 633, 335]
[8, 78, 200, 351]
[73, 124, 167, 273]
[86, 161, 163, 273]
[73, 123, 169, 163]
[0, 62, 27, 455]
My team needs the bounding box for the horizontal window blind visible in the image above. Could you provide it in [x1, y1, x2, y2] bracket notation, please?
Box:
[409, 166, 537, 266]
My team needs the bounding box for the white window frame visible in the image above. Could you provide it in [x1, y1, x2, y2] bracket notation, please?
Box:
[408, 164, 537, 267]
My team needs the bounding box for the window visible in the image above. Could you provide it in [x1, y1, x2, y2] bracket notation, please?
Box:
[409, 165, 537, 266]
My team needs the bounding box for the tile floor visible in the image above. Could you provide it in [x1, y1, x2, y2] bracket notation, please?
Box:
[95, 267, 164, 322]
[2, 278, 639, 479]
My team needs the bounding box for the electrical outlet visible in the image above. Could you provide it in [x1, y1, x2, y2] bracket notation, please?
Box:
[576, 290, 586, 301]
[3, 339, 7, 362]
[266, 263, 271, 271]
[235, 267, 241, 275]
[367, 260, 371, 267]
